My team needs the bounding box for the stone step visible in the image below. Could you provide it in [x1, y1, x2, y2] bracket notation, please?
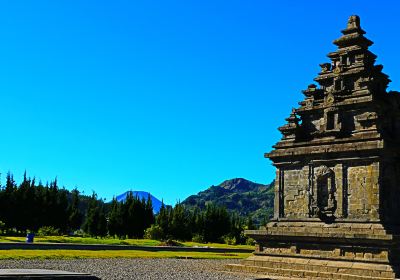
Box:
[226, 264, 394, 280]
[243, 256, 394, 275]
[247, 228, 393, 241]
[251, 222, 400, 242]
[230, 255, 396, 279]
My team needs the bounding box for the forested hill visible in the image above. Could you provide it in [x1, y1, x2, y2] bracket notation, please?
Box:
[181, 178, 274, 225]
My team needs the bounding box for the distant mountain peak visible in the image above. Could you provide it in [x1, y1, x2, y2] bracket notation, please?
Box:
[115, 190, 163, 213]
[219, 178, 260, 191]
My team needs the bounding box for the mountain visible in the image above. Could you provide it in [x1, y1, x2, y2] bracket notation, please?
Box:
[182, 178, 274, 225]
[115, 191, 163, 213]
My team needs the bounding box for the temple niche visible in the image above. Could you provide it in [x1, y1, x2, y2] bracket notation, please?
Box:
[227, 16, 400, 279]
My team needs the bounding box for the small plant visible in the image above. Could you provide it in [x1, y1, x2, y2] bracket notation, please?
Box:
[222, 235, 237, 245]
[159, 239, 181, 247]
[37, 226, 61, 237]
[245, 237, 255, 246]
[4, 228, 25, 237]
[144, 225, 164, 241]
[0, 221, 5, 234]
[72, 229, 85, 237]
[191, 234, 205, 243]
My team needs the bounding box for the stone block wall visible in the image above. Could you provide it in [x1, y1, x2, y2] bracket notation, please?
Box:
[347, 161, 379, 220]
[283, 166, 309, 218]
[275, 160, 380, 221]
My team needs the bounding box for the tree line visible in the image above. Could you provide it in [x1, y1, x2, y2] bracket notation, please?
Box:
[148, 203, 254, 244]
[0, 172, 255, 244]
[0, 172, 71, 232]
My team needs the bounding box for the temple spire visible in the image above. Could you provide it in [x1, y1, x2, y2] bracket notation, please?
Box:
[333, 15, 372, 48]
[344, 15, 362, 33]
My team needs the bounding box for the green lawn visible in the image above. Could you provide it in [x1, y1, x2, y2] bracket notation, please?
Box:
[0, 236, 254, 250]
[0, 249, 251, 260]
[0, 236, 161, 246]
[181, 241, 253, 250]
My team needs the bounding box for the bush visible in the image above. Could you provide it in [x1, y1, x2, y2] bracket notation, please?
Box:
[3, 228, 26, 237]
[223, 235, 237, 245]
[72, 229, 86, 237]
[144, 225, 164, 240]
[245, 237, 255, 246]
[0, 221, 5, 231]
[159, 239, 181, 246]
[191, 234, 205, 243]
[37, 226, 61, 236]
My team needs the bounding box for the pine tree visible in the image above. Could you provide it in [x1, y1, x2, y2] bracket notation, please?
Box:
[203, 204, 231, 242]
[191, 207, 204, 239]
[97, 204, 108, 237]
[1, 173, 16, 228]
[68, 188, 83, 231]
[170, 203, 191, 240]
[35, 181, 46, 228]
[156, 201, 171, 239]
[83, 192, 108, 237]
[246, 216, 255, 230]
[83, 192, 100, 236]
[144, 194, 155, 230]
[107, 198, 122, 237]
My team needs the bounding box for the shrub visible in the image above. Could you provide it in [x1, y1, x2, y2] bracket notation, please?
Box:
[3, 228, 26, 237]
[245, 237, 255, 246]
[159, 239, 181, 246]
[72, 229, 86, 237]
[0, 221, 5, 231]
[191, 234, 205, 243]
[223, 235, 237, 245]
[144, 225, 164, 240]
[37, 226, 61, 236]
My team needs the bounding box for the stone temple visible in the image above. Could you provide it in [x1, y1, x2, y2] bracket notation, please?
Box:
[228, 15, 400, 279]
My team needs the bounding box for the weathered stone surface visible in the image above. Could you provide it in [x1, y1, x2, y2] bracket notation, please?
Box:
[228, 15, 400, 279]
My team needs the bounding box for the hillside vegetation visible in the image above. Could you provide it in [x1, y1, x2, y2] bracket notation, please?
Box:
[182, 178, 274, 225]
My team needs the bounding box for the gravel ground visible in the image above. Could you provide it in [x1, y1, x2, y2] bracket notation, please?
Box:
[0, 259, 252, 280]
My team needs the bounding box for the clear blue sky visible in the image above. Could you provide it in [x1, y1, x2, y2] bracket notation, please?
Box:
[0, 1, 399, 204]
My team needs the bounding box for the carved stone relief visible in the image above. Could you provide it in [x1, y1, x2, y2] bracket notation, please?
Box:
[309, 165, 337, 220]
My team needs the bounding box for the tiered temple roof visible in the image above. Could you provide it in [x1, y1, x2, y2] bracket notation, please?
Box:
[269, 15, 400, 158]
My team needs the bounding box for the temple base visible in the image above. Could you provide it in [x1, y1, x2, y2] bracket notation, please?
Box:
[227, 221, 400, 279]
[227, 255, 396, 279]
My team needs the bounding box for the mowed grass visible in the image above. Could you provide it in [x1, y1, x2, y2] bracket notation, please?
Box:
[0, 236, 160, 246]
[0, 250, 251, 260]
[0, 236, 254, 250]
[181, 241, 253, 250]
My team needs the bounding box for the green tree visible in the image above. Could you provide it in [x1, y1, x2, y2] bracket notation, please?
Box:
[144, 194, 155, 230]
[68, 189, 83, 231]
[107, 198, 122, 237]
[0, 173, 16, 228]
[156, 201, 171, 239]
[97, 204, 108, 237]
[170, 203, 191, 240]
[246, 216, 255, 230]
[83, 193, 107, 237]
[202, 204, 231, 242]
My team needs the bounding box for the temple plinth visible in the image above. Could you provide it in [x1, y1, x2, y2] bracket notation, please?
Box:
[227, 15, 400, 279]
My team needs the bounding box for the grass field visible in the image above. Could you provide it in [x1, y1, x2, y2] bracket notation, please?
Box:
[0, 236, 254, 250]
[0, 249, 251, 260]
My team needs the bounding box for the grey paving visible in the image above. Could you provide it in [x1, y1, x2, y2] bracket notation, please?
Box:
[0, 268, 99, 279]
[0, 259, 251, 280]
